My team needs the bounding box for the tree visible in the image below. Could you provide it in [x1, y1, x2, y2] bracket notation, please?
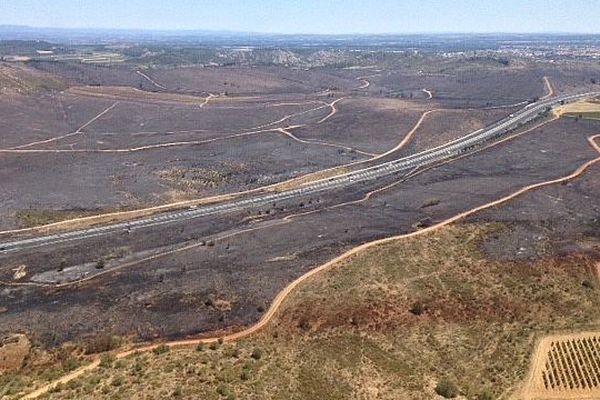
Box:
[85, 332, 120, 354]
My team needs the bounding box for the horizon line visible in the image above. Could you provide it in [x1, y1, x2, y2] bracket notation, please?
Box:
[1, 24, 599, 37]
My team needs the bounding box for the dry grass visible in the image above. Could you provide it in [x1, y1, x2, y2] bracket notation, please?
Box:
[14, 209, 119, 229]
[17, 223, 600, 400]
[554, 100, 600, 120]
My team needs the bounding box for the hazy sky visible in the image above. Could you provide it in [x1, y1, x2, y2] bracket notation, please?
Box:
[1, 0, 599, 34]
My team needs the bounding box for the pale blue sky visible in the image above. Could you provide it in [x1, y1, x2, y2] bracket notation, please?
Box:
[1, 0, 598, 34]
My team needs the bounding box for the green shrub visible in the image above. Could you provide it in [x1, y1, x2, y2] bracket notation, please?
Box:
[298, 318, 311, 331]
[242, 361, 252, 370]
[49, 382, 64, 393]
[61, 356, 80, 372]
[240, 370, 250, 381]
[216, 383, 231, 396]
[99, 353, 115, 369]
[173, 384, 183, 397]
[435, 378, 458, 398]
[111, 376, 124, 387]
[85, 332, 121, 354]
[132, 361, 144, 373]
[409, 302, 424, 316]
[152, 344, 170, 355]
[251, 348, 263, 360]
[230, 348, 240, 358]
[478, 388, 494, 400]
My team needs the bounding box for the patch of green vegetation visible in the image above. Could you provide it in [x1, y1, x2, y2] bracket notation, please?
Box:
[420, 197, 441, 208]
[152, 344, 170, 356]
[435, 378, 459, 398]
[159, 167, 230, 190]
[0, 373, 32, 398]
[565, 111, 600, 120]
[84, 332, 121, 355]
[14, 209, 109, 228]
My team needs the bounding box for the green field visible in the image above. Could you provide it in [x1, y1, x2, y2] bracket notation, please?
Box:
[565, 111, 600, 120]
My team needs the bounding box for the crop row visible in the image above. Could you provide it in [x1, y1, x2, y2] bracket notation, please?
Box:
[542, 336, 600, 391]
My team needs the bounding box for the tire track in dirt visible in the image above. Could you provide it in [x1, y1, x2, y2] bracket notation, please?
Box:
[317, 97, 346, 123]
[276, 127, 377, 157]
[542, 76, 555, 100]
[135, 70, 167, 90]
[0, 128, 282, 154]
[10, 101, 119, 150]
[0, 99, 331, 154]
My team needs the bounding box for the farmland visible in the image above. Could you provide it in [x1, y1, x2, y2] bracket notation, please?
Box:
[523, 332, 600, 399]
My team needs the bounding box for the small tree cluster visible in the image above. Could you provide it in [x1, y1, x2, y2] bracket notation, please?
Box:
[84, 332, 121, 354]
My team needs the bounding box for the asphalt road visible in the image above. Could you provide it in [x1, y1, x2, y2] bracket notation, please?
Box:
[1, 91, 598, 253]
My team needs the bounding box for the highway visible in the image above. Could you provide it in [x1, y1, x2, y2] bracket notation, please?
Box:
[1, 91, 598, 254]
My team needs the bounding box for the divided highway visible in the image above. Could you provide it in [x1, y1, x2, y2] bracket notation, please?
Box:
[1, 91, 598, 253]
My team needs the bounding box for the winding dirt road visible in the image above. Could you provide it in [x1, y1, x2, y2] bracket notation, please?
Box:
[135, 70, 167, 90]
[317, 97, 346, 123]
[541, 76, 555, 100]
[276, 127, 376, 157]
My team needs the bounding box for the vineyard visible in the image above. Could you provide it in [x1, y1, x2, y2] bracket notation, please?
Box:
[524, 332, 600, 399]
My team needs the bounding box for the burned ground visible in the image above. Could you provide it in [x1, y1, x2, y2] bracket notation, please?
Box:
[1, 115, 598, 347]
[147, 66, 359, 95]
[373, 68, 548, 107]
[1, 62, 553, 230]
[291, 97, 430, 154]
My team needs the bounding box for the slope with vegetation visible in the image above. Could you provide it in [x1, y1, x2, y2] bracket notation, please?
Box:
[9, 223, 600, 400]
